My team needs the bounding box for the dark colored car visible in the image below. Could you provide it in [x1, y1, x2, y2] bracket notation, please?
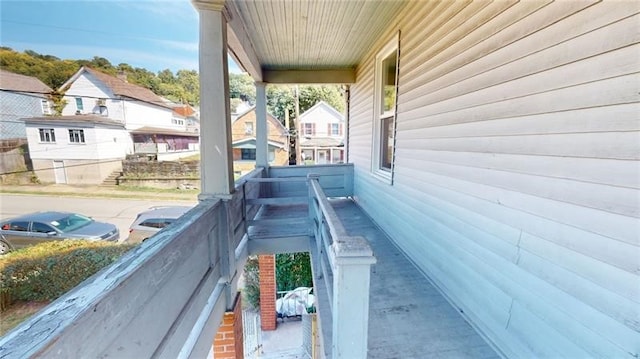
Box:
[126, 206, 192, 243]
[0, 211, 119, 255]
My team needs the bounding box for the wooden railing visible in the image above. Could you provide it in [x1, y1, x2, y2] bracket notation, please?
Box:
[0, 168, 266, 358]
[0, 164, 371, 359]
[308, 173, 376, 359]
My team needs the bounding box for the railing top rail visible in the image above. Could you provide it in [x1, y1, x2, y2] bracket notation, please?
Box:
[309, 176, 348, 238]
[245, 177, 308, 183]
[308, 175, 375, 263]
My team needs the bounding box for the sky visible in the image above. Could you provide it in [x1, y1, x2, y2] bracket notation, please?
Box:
[0, 0, 242, 74]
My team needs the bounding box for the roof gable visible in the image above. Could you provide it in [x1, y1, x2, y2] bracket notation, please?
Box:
[61, 67, 171, 109]
[299, 101, 344, 122]
[0, 69, 53, 94]
[233, 106, 287, 131]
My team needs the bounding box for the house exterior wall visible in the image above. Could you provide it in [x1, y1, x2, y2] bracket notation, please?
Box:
[0, 91, 49, 139]
[231, 109, 289, 175]
[348, 2, 639, 358]
[26, 123, 132, 184]
[61, 72, 175, 131]
[299, 102, 344, 138]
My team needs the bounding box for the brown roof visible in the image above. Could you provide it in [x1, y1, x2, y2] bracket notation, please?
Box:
[173, 105, 196, 117]
[0, 69, 53, 94]
[23, 114, 125, 128]
[83, 67, 171, 109]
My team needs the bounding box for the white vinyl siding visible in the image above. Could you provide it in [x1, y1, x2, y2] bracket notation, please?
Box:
[349, 1, 640, 358]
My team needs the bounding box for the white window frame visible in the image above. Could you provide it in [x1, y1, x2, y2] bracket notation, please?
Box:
[41, 99, 51, 115]
[330, 123, 340, 136]
[68, 129, 85, 144]
[38, 128, 56, 143]
[75, 97, 84, 112]
[303, 123, 314, 136]
[372, 32, 400, 183]
[244, 121, 254, 135]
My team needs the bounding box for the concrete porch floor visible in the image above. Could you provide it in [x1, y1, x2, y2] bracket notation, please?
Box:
[252, 198, 500, 358]
[317, 199, 500, 359]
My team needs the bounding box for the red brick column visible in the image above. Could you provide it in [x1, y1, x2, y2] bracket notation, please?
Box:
[213, 292, 244, 359]
[258, 254, 277, 330]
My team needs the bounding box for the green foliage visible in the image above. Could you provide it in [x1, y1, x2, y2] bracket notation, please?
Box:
[275, 252, 312, 292]
[243, 256, 261, 310]
[0, 241, 134, 302]
[0, 48, 199, 106]
[229, 73, 256, 104]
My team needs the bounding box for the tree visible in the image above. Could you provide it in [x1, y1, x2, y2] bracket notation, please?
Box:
[275, 252, 312, 291]
[229, 72, 256, 104]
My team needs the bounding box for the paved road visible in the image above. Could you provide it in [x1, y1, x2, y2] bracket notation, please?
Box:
[0, 194, 197, 242]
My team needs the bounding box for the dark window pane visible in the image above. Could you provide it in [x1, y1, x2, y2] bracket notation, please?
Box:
[9, 221, 29, 231]
[380, 116, 394, 170]
[32, 222, 55, 233]
[241, 148, 256, 160]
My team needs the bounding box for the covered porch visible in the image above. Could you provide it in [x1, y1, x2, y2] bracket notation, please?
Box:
[0, 164, 497, 358]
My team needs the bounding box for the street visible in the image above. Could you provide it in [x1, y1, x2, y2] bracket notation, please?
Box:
[0, 194, 197, 242]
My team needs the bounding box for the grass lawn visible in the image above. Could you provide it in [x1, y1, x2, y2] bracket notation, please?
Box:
[0, 301, 50, 336]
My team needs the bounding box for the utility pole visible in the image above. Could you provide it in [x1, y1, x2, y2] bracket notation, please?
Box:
[294, 85, 301, 165]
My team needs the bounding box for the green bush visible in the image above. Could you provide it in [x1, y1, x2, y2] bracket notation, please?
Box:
[243, 256, 261, 310]
[0, 240, 134, 303]
[276, 252, 312, 292]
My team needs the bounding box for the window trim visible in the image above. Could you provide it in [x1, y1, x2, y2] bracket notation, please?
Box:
[68, 129, 86, 144]
[372, 32, 400, 184]
[38, 128, 56, 143]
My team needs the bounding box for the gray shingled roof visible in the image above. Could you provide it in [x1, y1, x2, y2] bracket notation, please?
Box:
[24, 114, 125, 128]
[0, 69, 53, 94]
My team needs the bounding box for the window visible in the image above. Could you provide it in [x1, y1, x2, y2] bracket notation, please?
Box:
[75, 97, 84, 111]
[372, 33, 400, 182]
[139, 218, 174, 229]
[39, 128, 56, 143]
[269, 149, 275, 162]
[32, 222, 55, 233]
[244, 122, 254, 134]
[69, 129, 85, 143]
[330, 123, 340, 136]
[8, 221, 29, 232]
[172, 118, 184, 125]
[41, 99, 51, 115]
[241, 148, 256, 160]
[303, 123, 315, 136]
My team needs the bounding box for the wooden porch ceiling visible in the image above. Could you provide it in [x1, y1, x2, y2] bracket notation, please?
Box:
[195, 0, 409, 83]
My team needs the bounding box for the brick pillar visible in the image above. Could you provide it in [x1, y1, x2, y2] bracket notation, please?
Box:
[213, 292, 244, 359]
[258, 254, 277, 331]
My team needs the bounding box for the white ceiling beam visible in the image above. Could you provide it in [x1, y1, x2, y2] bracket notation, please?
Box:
[225, 2, 263, 81]
[263, 69, 356, 84]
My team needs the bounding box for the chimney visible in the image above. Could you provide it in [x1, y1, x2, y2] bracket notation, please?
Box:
[117, 71, 127, 82]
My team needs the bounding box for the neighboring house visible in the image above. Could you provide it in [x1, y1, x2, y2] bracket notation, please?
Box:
[298, 101, 344, 164]
[172, 104, 200, 134]
[0, 69, 53, 139]
[231, 106, 288, 176]
[59, 67, 198, 160]
[24, 115, 132, 184]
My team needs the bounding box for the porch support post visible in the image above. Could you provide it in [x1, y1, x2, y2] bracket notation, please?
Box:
[255, 81, 268, 168]
[332, 237, 376, 359]
[195, 1, 234, 199]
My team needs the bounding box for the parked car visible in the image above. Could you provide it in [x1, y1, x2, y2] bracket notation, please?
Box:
[0, 211, 119, 255]
[276, 287, 315, 319]
[126, 206, 192, 243]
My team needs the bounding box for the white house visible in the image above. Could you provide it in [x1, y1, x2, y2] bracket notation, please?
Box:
[298, 101, 344, 164]
[24, 115, 132, 184]
[0, 69, 53, 140]
[59, 67, 199, 160]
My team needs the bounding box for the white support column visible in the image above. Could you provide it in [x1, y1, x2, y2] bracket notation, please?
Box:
[255, 82, 268, 168]
[332, 237, 376, 359]
[195, 2, 234, 199]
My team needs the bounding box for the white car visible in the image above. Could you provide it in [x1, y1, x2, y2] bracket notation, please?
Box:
[276, 287, 315, 318]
